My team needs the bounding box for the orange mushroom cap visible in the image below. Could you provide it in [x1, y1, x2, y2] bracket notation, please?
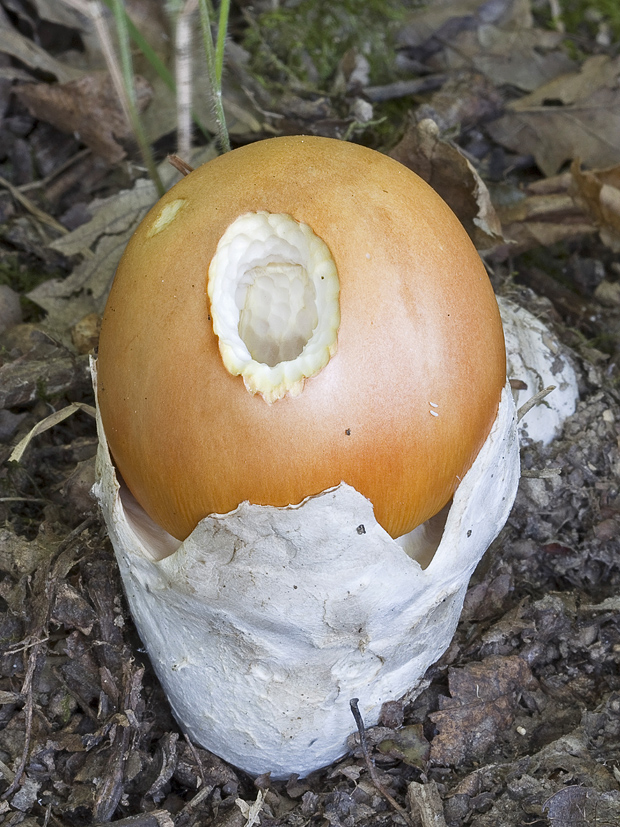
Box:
[97, 136, 506, 542]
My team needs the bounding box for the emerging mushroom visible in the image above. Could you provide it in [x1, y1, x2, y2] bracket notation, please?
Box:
[94, 136, 521, 778]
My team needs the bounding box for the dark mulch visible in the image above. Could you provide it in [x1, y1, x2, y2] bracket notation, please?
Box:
[1, 2, 620, 826]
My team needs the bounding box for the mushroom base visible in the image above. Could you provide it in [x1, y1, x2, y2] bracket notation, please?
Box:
[499, 297, 579, 445]
[92, 367, 519, 779]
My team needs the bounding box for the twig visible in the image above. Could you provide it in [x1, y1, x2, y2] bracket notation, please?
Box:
[179, 783, 215, 817]
[349, 699, 414, 826]
[407, 781, 448, 827]
[184, 734, 209, 789]
[5, 636, 49, 656]
[236, 791, 264, 827]
[53, 515, 98, 559]
[364, 75, 447, 102]
[51, 666, 99, 722]
[0, 497, 48, 504]
[521, 468, 563, 479]
[18, 148, 91, 193]
[517, 385, 556, 423]
[0, 174, 68, 235]
[1, 642, 43, 798]
[91, 813, 174, 827]
[167, 154, 195, 177]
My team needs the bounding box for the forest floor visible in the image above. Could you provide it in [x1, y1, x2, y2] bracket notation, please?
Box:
[1, 1, 620, 825]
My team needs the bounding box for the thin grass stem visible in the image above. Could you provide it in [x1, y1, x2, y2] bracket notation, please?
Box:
[198, 0, 231, 152]
[109, 0, 166, 195]
[215, 0, 230, 86]
[101, 0, 210, 140]
[100, 0, 176, 91]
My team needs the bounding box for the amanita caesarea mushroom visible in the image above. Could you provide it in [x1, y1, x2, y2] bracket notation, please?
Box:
[93, 136, 521, 778]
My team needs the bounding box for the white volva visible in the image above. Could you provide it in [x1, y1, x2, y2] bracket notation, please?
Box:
[93, 362, 520, 779]
[499, 298, 579, 445]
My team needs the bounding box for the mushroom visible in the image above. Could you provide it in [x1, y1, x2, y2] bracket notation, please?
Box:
[93, 136, 521, 778]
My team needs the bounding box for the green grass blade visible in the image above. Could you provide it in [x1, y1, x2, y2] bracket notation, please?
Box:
[110, 0, 166, 195]
[100, 0, 176, 92]
[215, 0, 230, 85]
[102, 0, 211, 141]
[198, 0, 231, 152]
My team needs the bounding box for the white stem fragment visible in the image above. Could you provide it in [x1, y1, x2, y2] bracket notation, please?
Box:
[498, 298, 579, 445]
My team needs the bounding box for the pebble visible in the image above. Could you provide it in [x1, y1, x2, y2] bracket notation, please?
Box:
[0, 285, 22, 334]
[0, 409, 27, 443]
[594, 280, 620, 307]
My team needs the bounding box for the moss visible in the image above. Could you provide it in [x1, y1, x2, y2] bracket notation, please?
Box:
[0, 253, 62, 322]
[538, 0, 620, 45]
[243, 0, 410, 93]
[365, 98, 411, 148]
[517, 243, 571, 284]
[0, 254, 52, 294]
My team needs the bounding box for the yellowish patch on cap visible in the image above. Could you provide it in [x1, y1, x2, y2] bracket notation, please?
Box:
[147, 199, 188, 238]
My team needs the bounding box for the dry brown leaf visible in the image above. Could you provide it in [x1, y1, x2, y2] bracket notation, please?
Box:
[489, 161, 620, 259]
[396, 0, 574, 91]
[29, 179, 159, 335]
[571, 160, 620, 252]
[397, 0, 533, 51]
[16, 72, 153, 164]
[390, 118, 503, 249]
[414, 71, 503, 132]
[0, 13, 83, 83]
[31, 0, 90, 31]
[30, 146, 217, 337]
[488, 56, 620, 175]
[443, 25, 575, 92]
[429, 655, 537, 766]
[543, 787, 620, 826]
[510, 54, 619, 109]
[30, 0, 106, 72]
[491, 189, 596, 260]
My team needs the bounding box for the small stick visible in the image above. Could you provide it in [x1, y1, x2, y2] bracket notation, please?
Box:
[183, 734, 211, 792]
[91, 812, 174, 827]
[349, 699, 414, 826]
[517, 385, 556, 423]
[1, 643, 42, 798]
[168, 155, 195, 177]
[0, 173, 68, 235]
[407, 781, 448, 827]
